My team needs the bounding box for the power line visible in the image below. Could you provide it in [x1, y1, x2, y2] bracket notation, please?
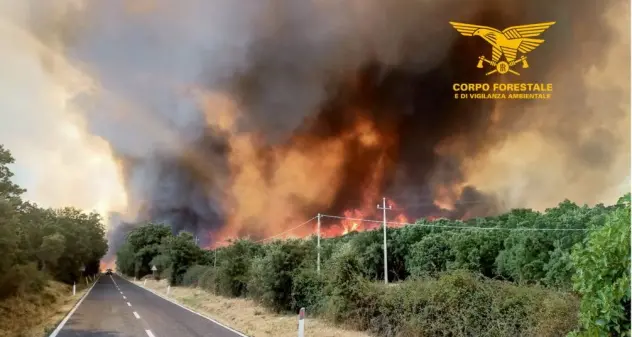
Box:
[254, 216, 318, 243]
[319, 214, 593, 232]
[398, 200, 499, 206]
[215, 208, 593, 250]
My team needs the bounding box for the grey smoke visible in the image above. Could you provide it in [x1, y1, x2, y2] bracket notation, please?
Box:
[18, 0, 627, 256]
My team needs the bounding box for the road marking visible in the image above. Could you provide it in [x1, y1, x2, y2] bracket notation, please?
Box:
[145, 329, 156, 337]
[123, 296, 127, 299]
[133, 311, 140, 319]
[48, 276, 100, 337]
[120, 291, 123, 294]
[127, 302, 132, 307]
[123, 277, 249, 337]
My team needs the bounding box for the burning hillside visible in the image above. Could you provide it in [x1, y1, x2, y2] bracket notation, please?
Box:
[6, 0, 627, 253]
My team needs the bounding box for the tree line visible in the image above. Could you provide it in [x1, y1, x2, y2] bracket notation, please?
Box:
[0, 145, 108, 299]
[117, 189, 630, 336]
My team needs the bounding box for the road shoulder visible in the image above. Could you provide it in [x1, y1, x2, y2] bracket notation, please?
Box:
[121, 276, 250, 337]
[129, 277, 370, 337]
[0, 279, 97, 337]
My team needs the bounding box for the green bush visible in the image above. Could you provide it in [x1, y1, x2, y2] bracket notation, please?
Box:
[570, 195, 631, 336]
[149, 254, 170, 278]
[112, 184, 631, 336]
[333, 271, 579, 337]
[245, 240, 313, 312]
[449, 227, 506, 277]
[0, 263, 47, 298]
[0, 145, 108, 299]
[181, 265, 210, 287]
[215, 239, 261, 297]
[405, 232, 454, 277]
[291, 267, 325, 313]
[164, 232, 204, 286]
[321, 243, 370, 325]
[198, 267, 218, 294]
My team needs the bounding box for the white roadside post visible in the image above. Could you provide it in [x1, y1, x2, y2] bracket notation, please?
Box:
[72, 282, 76, 296]
[151, 265, 158, 282]
[167, 285, 171, 296]
[79, 265, 86, 289]
[298, 307, 305, 337]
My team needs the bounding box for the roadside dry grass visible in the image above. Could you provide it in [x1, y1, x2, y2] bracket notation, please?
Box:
[135, 278, 370, 337]
[0, 280, 90, 337]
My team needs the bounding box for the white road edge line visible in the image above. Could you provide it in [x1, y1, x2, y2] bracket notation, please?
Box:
[127, 302, 132, 307]
[145, 329, 156, 337]
[121, 276, 250, 337]
[133, 311, 141, 319]
[48, 276, 100, 337]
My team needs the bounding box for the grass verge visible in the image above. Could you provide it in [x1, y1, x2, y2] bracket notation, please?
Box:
[0, 280, 91, 337]
[134, 278, 370, 337]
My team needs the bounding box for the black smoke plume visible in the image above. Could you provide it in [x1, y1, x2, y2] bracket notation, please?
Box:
[33, 0, 627, 256]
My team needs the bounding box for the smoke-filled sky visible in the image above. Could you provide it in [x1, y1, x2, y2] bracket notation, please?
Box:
[1, 0, 629, 251]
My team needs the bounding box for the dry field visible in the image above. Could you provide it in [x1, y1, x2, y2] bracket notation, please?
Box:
[0, 281, 90, 337]
[135, 278, 370, 337]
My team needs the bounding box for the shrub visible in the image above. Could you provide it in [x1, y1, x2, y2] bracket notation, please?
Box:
[334, 271, 579, 337]
[215, 239, 261, 297]
[181, 265, 211, 287]
[246, 240, 313, 312]
[0, 263, 47, 298]
[321, 243, 370, 325]
[406, 232, 454, 277]
[570, 196, 631, 336]
[149, 254, 170, 278]
[198, 267, 218, 294]
[449, 228, 506, 277]
[291, 267, 325, 313]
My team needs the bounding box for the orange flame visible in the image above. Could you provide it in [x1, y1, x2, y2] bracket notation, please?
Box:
[100, 260, 115, 272]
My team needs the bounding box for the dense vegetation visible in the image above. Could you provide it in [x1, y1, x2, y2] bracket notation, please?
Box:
[0, 145, 108, 300]
[118, 190, 630, 336]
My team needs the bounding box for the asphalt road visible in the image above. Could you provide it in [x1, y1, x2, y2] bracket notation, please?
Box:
[51, 274, 247, 337]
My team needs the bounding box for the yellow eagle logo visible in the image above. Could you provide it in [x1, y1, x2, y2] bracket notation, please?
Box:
[449, 21, 556, 75]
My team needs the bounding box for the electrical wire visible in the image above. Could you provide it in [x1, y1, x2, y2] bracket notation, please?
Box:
[319, 214, 593, 232]
[254, 216, 318, 243]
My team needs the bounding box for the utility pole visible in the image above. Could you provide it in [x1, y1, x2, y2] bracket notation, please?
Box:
[317, 214, 321, 274]
[377, 197, 392, 284]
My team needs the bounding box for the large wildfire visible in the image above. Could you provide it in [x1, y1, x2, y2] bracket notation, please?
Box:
[0, 0, 629, 256]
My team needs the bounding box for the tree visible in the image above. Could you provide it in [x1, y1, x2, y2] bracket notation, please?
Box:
[36, 233, 65, 272]
[246, 239, 313, 312]
[0, 145, 108, 299]
[116, 242, 136, 276]
[162, 232, 204, 286]
[406, 232, 455, 277]
[215, 239, 262, 297]
[449, 225, 506, 277]
[0, 198, 20, 298]
[124, 223, 172, 278]
[570, 194, 631, 336]
[0, 145, 25, 202]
